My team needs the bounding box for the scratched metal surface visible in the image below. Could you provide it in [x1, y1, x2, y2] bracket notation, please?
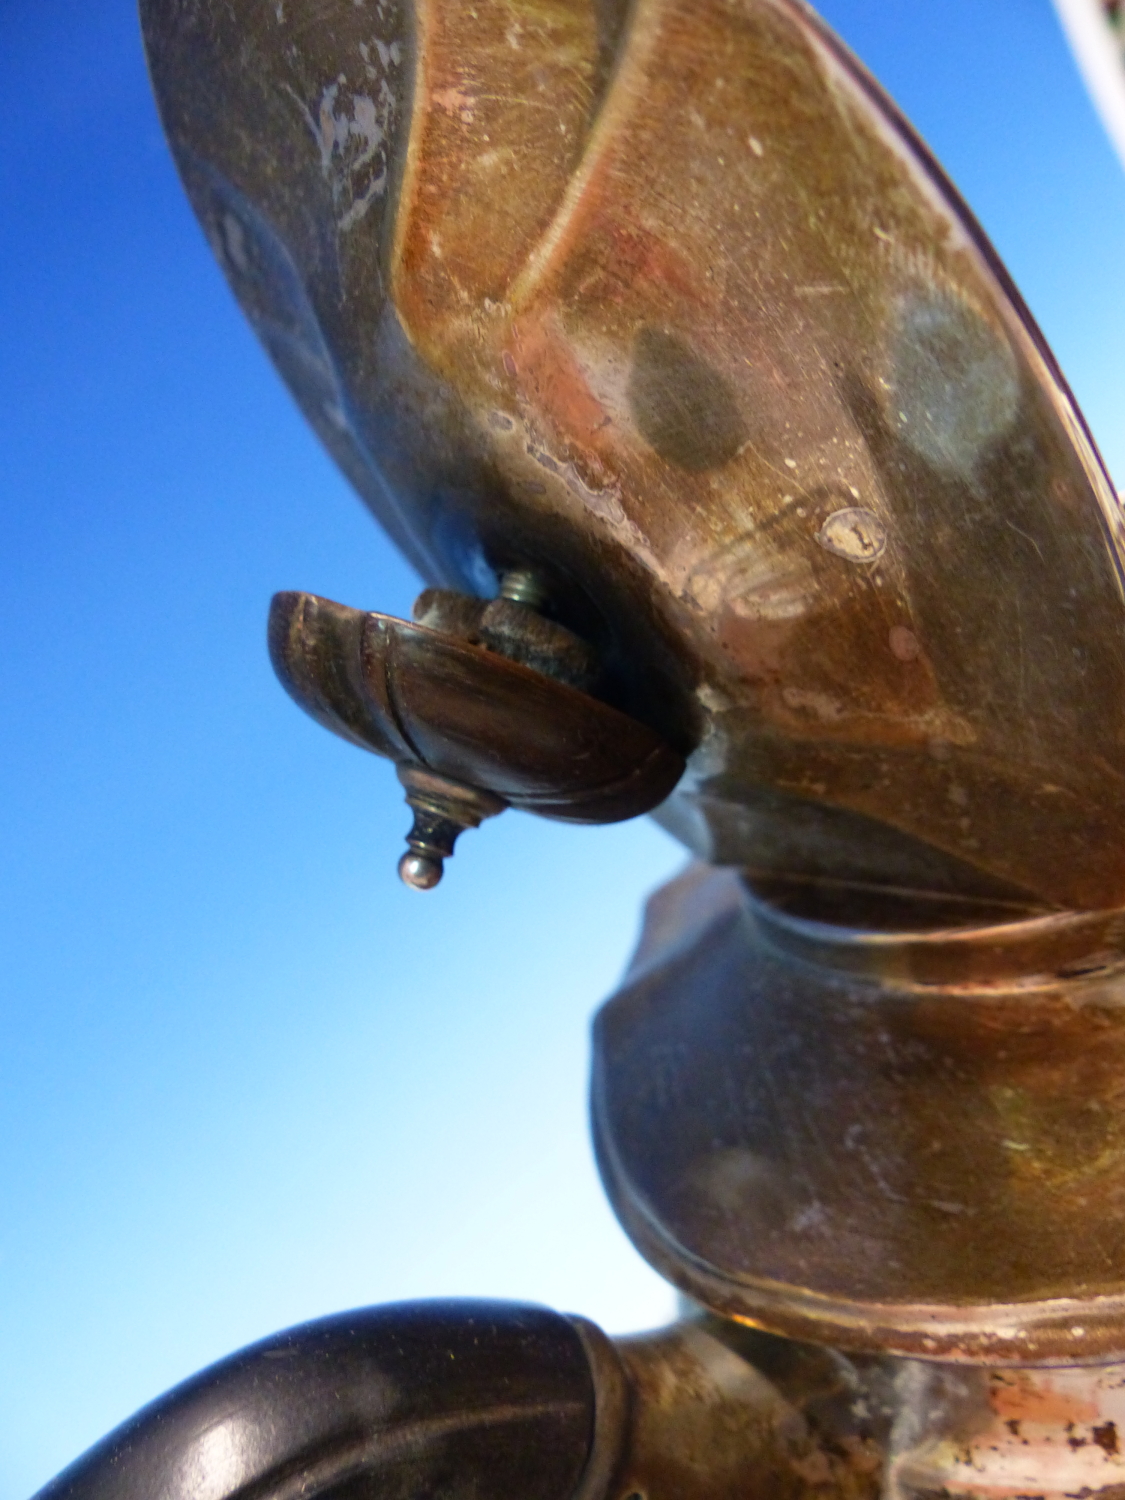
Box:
[141, 0, 1125, 912]
[593, 863, 1125, 1362]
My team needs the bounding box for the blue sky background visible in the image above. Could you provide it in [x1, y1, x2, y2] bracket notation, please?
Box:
[2, 2, 1124, 1495]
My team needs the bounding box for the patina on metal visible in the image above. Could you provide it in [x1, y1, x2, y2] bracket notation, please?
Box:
[268, 586, 684, 884]
[41, 2, 1125, 1500]
[142, 0, 1125, 913]
[595, 864, 1125, 1363]
[36, 1293, 1125, 1500]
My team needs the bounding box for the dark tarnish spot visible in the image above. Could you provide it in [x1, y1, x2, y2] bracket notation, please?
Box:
[1093, 1422, 1120, 1456]
[628, 325, 747, 471]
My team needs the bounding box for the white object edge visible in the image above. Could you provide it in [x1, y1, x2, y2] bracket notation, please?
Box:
[1052, 0, 1125, 167]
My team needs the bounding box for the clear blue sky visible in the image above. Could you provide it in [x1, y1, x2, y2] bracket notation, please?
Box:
[3, 2, 1124, 1495]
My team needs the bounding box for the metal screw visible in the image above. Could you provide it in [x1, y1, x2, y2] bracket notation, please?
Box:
[497, 567, 549, 611]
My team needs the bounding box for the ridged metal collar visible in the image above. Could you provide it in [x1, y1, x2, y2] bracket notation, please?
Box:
[745, 888, 1125, 991]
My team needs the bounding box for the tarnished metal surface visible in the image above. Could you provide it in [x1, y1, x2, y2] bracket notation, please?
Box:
[141, 0, 1125, 913]
[610, 1313, 892, 1500]
[133, 8, 1125, 1492]
[594, 864, 1125, 1362]
[613, 1319, 1125, 1500]
[267, 584, 683, 882]
[888, 1360, 1125, 1500]
[33, 1286, 1125, 1500]
[268, 591, 683, 817]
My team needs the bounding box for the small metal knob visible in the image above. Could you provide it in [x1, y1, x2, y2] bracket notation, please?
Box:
[397, 765, 507, 890]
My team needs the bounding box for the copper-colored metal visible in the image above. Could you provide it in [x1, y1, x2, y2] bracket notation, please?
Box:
[269, 589, 684, 879]
[595, 864, 1125, 1363]
[608, 1314, 890, 1500]
[610, 1316, 1125, 1500]
[123, 1, 1125, 1496]
[142, 0, 1125, 914]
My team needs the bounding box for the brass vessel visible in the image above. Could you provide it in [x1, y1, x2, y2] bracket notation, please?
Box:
[31, 3, 1125, 1499]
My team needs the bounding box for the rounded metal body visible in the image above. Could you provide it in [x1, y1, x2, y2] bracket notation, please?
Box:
[141, 0, 1125, 914]
[117, 6, 1125, 1500]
